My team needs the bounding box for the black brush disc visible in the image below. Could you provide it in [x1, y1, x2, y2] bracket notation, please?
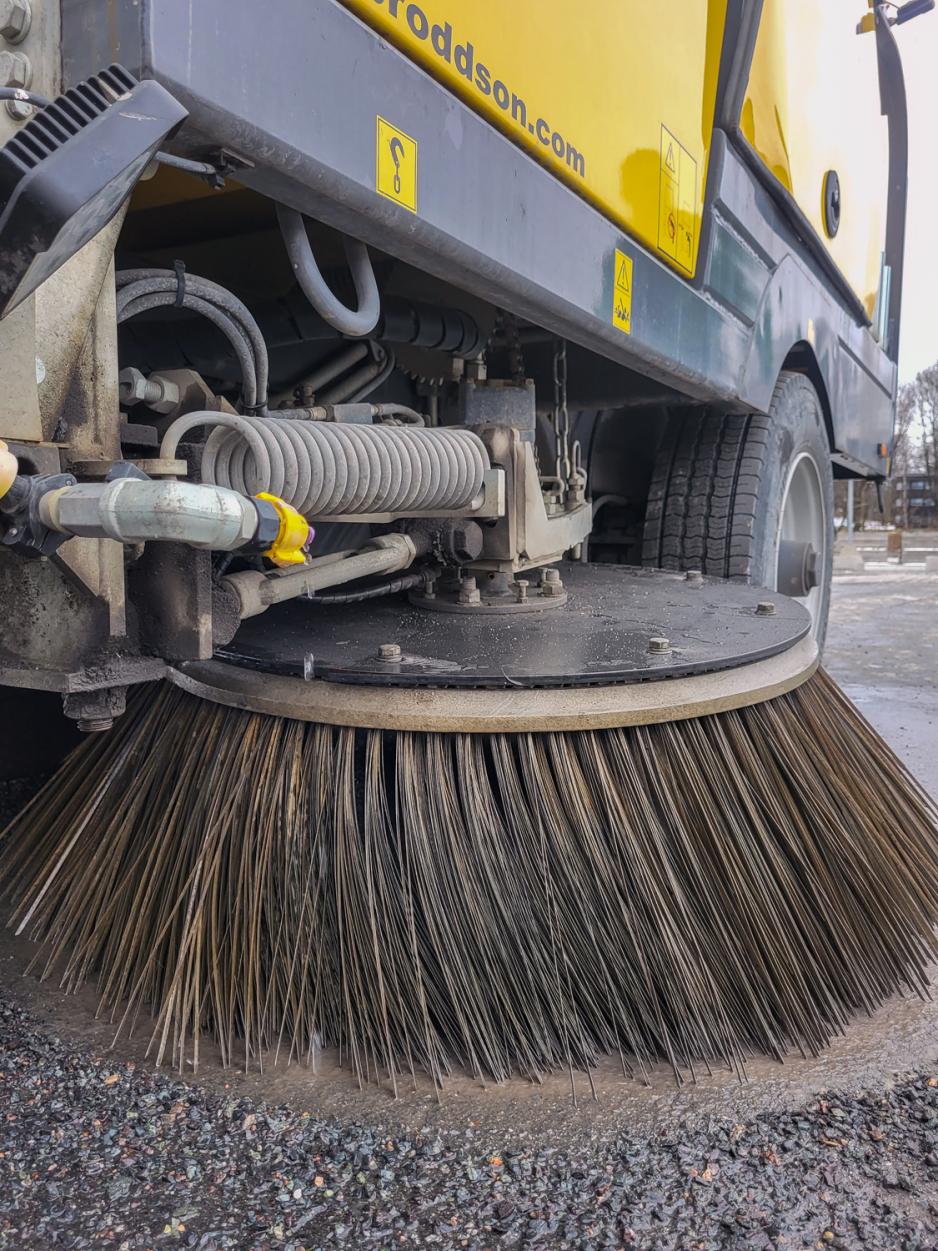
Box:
[218, 564, 810, 689]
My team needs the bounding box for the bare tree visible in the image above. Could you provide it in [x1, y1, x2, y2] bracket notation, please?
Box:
[891, 366, 938, 527]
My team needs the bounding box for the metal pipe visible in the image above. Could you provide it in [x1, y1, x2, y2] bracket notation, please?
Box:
[297, 343, 370, 395]
[317, 350, 389, 405]
[39, 479, 260, 550]
[276, 204, 380, 337]
[222, 533, 416, 619]
[154, 151, 223, 180]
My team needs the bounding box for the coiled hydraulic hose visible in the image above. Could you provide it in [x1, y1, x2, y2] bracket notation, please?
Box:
[160, 412, 490, 518]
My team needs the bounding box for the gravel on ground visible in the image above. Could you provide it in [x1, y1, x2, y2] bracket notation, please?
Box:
[1, 996, 937, 1251]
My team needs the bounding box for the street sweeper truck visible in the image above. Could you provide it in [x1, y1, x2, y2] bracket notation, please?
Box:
[1, 0, 937, 1085]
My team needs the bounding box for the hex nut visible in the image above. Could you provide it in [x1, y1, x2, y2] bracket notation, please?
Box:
[0, 0, 31, 44]
[0, 48, 30, 88]
[539, 568, 564, 596]
[145, 373, 182, 415]
[1, 45, 31, 115]
[648, 636, 671, 654]
[513, 578, 529, 603]
[63, 686, 126, 731]
[118, 367, 149, 406]
[458, 576, 481, 605]
[377, 643, 401, 661]
[755, 601, 777, 617]
[685, 570, 703, 583]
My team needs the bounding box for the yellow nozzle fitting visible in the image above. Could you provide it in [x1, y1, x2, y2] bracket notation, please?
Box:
[255, 492, 311, 567]
[0, 440, 18, 502]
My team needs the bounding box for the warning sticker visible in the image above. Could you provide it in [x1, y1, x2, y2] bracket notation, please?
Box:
[612, 248, 632, 335]
[657, 125, 697, 273]
[376, 117, 418, 212]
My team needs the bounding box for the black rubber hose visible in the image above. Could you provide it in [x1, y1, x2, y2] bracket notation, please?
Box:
[0, 86, 52, 108]
[310, 571, 423, 604]
[116, 269, 270, 412]
[117, 292, 259, 410]
[276, 204, 380, 338]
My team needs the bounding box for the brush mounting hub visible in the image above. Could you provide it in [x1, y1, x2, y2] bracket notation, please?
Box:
[217, 564, 811, 690]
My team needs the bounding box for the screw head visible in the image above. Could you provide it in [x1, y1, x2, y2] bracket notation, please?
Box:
[755, 601, 777, 616]
[0, 48, 30, 88]
[0, 0, 31, 44]
[648, 636, 671, 654]
[377, 642, 401, 661]
[513, 578, 529, 603]
[458, 575, 481, 605]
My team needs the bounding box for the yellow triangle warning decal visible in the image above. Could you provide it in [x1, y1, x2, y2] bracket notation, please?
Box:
[665, 142, 676, 173]
[616, 258, 631, 293]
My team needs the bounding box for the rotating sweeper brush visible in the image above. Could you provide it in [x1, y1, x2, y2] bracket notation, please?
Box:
[4, 560, 938, 1090]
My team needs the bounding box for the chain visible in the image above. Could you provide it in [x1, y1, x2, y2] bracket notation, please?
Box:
[551, 338, 571, 485]
[499, 311, 526, 384]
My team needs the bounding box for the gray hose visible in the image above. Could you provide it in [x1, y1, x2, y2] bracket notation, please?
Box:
[160, 412, 273, 493]
[160, 410, 489, 517]
[276, 204, 380, 338]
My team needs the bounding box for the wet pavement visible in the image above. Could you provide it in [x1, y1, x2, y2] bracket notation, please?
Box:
[825, 571, 938, 797]
[0, 571, 937, 1248]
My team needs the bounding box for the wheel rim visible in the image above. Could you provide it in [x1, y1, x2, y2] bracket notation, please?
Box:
[775, 451, 828, 635]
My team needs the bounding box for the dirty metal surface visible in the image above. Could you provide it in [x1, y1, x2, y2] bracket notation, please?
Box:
[219, 564, 810, 689]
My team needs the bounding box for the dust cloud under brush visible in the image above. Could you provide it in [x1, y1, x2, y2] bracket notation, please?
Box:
[2, 671, 938, 1093]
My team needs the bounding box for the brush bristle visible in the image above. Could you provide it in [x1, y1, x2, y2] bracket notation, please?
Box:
[2, 670, 937, 1089]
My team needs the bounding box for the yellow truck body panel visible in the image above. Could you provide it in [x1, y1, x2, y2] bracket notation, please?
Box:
[342, 0, 728, 279]
[742, 0, 889, 318]
[345, 0, 889, 312]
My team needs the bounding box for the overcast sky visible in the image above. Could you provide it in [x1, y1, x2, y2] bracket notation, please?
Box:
[895, 14, 938, 382]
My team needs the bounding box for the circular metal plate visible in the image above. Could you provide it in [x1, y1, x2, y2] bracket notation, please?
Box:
[170, 637, 819, 732]
[217, 564, 811, 690]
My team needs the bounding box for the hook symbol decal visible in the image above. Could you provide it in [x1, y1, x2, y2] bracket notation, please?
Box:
[389, 137, 405, 194]
[377, 118, 417, 212]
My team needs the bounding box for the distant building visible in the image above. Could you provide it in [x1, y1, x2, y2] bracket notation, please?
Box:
[893, 473, 938, 527]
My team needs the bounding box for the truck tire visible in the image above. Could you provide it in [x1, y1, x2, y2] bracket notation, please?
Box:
[642, 371, 833, 642]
